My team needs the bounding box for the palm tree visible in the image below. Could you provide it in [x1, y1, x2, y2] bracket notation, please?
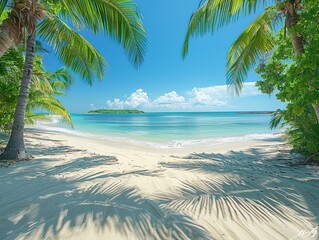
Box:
[0, 0, 147, 160]
[26, 55, 74, 126]
[183, 0, 304, 90]
[0, 47, 73, 129]
[182, 0, 311, 105]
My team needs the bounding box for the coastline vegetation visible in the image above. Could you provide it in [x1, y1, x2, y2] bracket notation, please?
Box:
[1, 1, 318, 239]
[184, 0, 319, 161]
[0, 0, 147, 160]
[0, 46, 73, 132]
[256, 1, 319, 161]
[0, 0, 318, 162]
[89, 109, 145, 114]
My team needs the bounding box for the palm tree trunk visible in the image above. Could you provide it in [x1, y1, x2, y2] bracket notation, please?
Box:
[0, 32, 36, 160]
[285, 1, 319, 121]
[285, 1, 304, 55]
[0, 14, 21, 58]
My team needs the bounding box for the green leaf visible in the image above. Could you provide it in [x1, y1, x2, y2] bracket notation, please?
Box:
[182, 0, 268, 58]
[0, 0, 8, 17]
[38, 17, 107, 85]
[58, 0, 147, 67]
[226, 6, 278, 94]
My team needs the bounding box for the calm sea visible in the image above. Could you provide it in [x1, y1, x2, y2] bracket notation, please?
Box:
[37, 112, 279, 146]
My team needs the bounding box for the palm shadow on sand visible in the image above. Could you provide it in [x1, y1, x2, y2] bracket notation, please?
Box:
[158, 145, 319, 238]
[0, 146, 211, 240]
[1, 139, 318, 240]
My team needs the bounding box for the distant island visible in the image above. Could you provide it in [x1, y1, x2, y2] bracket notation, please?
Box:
[238, 111, 274, 114]
[88, 109, 145, 114]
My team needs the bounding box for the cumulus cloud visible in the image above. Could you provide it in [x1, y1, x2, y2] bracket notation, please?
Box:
[104, 82, 261, 111]
[126, 89, 149, 107]
[188, 87, 227, 106]
[106, 98, 125, 109]
[106, 89, 150, 109]
[190, 82, 260, 99]
[153, 91, 185, 105]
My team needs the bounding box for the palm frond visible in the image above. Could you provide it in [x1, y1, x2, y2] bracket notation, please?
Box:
[28, 95, 73, 127]
[0, 46, 74, 129]
[38, 17, 107, 85]
[25, 113, 51, 125]
[182, 0, 268, 58]
[226, 6, 279, 94]
[49, 66, 73, 91]
[59, 0, 147, 67]
[35, 40, 50, 53]
[32, 75, 54, 95]
[0, 0, 8, 17]
[269, 109, 284, 129]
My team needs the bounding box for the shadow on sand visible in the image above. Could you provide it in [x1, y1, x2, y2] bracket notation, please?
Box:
[160, 145, 319, 233]
[0, 137, 318, 239]
[0, 142, 211, 240]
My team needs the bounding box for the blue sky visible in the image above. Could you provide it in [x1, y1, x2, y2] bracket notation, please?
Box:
[43, 0, 286, 113]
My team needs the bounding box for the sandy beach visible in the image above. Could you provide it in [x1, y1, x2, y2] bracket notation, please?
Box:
[0, 127, 318, 240]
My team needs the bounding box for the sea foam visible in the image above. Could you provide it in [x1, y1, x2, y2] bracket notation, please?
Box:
[34, 118, 281, 149]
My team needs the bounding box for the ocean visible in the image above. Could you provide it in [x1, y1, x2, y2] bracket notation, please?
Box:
[37, 112, 279, 148]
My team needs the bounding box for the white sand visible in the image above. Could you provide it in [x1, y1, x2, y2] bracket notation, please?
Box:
[0, 128, 318, 240]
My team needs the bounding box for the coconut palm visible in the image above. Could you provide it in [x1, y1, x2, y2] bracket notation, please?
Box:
[0, 0, 147, 160]
[182, 0, 319, 119]
[182, 0, 304, 93]
[0, 46, 73, 130]
[27, 55, 74, 126]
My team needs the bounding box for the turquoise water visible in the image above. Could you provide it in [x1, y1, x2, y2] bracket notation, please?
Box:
[44, 112, 277, 143]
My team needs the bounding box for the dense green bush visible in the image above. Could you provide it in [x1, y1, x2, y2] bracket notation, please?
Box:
[0, 47, 73, 132]
[256, 1, 319, 161]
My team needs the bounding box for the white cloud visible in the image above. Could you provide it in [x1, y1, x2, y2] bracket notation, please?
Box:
[188, 87, 227, 106]
[103, 82, 262, 111]
[153, 91, 185, 105]
[241, 82, 261, 97]
[106, 98, 125, 109]
[106, 89, 150, 109]
[190, 82, 260, 99]
[126, 89, 149, 107]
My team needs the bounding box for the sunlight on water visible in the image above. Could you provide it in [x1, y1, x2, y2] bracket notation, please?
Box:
[38, 112, 278, 144]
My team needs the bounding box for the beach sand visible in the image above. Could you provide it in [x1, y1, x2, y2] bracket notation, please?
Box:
[0, 128, 318, 240]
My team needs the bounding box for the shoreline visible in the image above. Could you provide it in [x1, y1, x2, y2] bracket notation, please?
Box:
[0, 127, 318, 239]
[42, 112, 279, 148]
[32, 124, 283, 153]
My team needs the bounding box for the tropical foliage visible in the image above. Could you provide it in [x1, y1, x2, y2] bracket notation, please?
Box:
[269, 107, 319, 161]
[256, 1, 319, 161]
[183, 0, 301, 93]
[0, 47, 73, 131]
[0, 0, 147, 159]
[183, 0, 319, 160]
[0, 0, 147, 73]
